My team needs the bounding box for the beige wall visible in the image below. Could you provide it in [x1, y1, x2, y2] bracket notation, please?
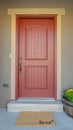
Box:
[0, 0, 73, 107]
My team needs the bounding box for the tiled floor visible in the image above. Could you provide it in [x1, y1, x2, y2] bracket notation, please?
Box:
[0, 108, 73, 130]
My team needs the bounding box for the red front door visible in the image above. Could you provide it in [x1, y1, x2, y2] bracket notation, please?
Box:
[18, 18, 56, 98]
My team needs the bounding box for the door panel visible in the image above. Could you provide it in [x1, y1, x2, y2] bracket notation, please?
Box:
[25, 25, 47, 59]
[19, 19, 55, 97]
[25, 66, 47, 89]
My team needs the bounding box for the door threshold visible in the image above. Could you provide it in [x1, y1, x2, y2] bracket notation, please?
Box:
[17, 97, 55, 102]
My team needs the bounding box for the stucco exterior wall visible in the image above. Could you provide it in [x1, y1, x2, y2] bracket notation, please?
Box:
[0, 0, 73, 107]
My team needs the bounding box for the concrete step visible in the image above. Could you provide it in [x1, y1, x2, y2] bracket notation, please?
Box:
[7, 98, 63, 112]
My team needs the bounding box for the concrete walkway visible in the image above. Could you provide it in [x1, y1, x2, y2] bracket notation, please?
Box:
[0, 108, 73, 130]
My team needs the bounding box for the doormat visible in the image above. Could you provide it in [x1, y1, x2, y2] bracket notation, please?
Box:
[16, 112, 56, 126]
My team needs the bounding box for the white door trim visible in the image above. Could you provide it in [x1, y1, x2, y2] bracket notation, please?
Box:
[8, 8, 65, 100]
[8, 8, 65, 15]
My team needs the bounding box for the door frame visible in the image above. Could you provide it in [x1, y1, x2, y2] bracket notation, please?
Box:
[8, 8, 65, 100]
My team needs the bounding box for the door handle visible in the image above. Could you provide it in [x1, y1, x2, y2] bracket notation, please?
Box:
[19, 62, 23, 72]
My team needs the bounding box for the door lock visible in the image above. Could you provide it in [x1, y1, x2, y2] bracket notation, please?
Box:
[19, 62, 23, 72]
